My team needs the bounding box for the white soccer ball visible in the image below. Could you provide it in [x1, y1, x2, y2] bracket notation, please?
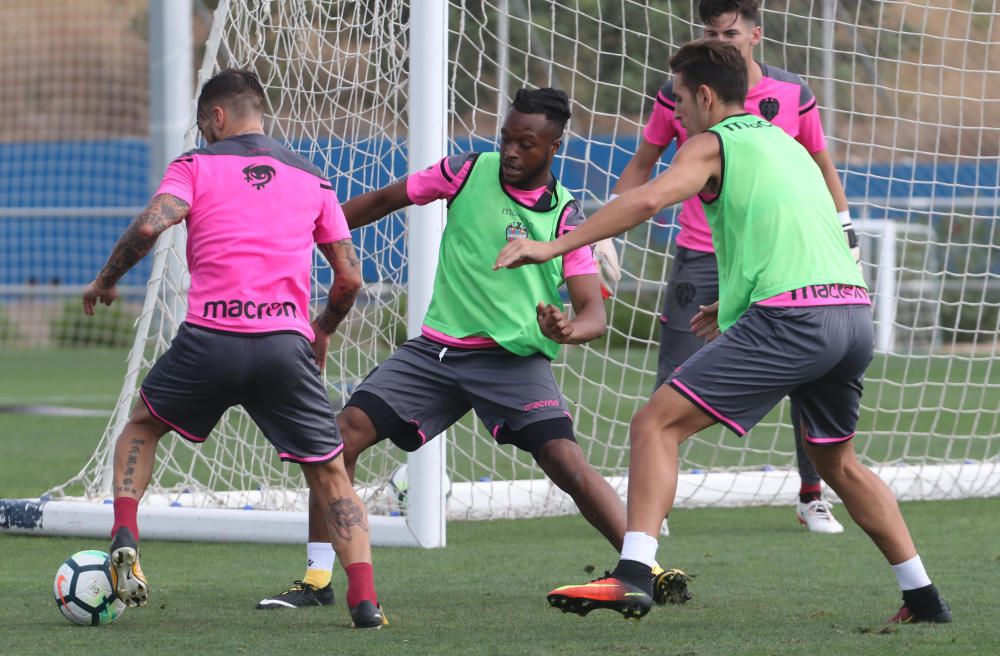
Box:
[388, 463, 452, 510]
[53, 550, 127, 626]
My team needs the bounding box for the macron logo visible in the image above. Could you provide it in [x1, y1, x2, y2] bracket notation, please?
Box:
[523, 399, 560, 412]
[203, 299, 297, 320]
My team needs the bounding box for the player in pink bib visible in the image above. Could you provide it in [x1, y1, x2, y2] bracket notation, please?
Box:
[82, 69, 385, 629]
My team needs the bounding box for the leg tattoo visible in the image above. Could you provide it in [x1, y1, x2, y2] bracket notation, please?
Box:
[326, 498, 368, 542]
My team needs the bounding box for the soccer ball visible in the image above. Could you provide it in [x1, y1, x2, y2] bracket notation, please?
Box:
[53, 550, 127, 626]
[388, 463, 452, 511]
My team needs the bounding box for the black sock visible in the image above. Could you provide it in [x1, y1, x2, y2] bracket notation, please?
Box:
[799, 492, 822, 504]
[902, 584, 943, 612]
[611, 559, 654, 594]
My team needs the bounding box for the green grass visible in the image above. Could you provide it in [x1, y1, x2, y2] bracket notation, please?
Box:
[1, 348, 998, 655]
[2, 504, 998, 655]
[4, 346, 998, 486]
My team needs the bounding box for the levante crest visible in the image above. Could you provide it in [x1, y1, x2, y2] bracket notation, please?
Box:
[505, 220, 530, 241]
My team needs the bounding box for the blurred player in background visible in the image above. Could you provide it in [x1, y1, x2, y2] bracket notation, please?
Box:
[82, 68, 386, 629]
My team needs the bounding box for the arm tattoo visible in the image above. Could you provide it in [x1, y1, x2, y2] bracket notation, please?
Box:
[325, 497, 369, 542]
[97, 195, 190, 288]
[315, 239, 361, 335]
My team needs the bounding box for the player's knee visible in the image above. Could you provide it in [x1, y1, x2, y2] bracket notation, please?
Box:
[305, 457, 352, 491]
[629, 406, 669, 446]
[806, 442, 857, 482]
[535, 439, 588, 486]
[125, 401, 170, 437]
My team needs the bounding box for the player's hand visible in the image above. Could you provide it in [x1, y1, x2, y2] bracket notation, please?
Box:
[536, 302, 576, 344]
[494, 239, 556, 270]
[82, 280, 118, 316]
[691, 301, 720, 341]
[309, 319, 330, 371]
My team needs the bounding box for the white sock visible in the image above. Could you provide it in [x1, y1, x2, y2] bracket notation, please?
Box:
[307, 541, 335, 572]
[620, 531, 659, 569]
[891, 555, 931, 591]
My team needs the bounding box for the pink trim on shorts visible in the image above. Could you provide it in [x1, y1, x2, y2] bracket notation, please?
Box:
[422, 325, 499, 348]
[139, 389, 207, 443]
[669, 379, 747, 436]
[278, 443, 344, 463]
[757, 284, 871, 307]
[402, 417, 428, 446]
[492, 424, 501, 439]
[805, 432, 856, 445]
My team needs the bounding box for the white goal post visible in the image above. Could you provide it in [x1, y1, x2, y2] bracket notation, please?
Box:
[3, 0, 999, 546]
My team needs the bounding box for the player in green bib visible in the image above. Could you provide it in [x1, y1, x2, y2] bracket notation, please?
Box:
[701, 111, 864, 331]
[422, 149, 569, 360]
[497, 42, 950, 626]
[258, 88, 691, 612]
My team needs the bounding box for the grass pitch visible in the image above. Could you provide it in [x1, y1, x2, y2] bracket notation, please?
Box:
[1, 348, 997, 655]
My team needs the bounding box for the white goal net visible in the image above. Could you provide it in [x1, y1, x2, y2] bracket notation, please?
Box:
[10, 0, 999, 544]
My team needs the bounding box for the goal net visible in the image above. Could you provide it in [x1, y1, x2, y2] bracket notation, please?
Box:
[10, 0, 999, 544]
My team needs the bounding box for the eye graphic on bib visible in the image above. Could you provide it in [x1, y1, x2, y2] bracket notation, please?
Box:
[242, 164, 277, 190]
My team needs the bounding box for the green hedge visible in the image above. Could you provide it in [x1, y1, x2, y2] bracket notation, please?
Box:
[50, 300, 137, 348]
[0, 306, 21, 344]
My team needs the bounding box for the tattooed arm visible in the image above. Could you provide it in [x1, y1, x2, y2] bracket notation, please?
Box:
[82, 193, 190, 315]
[310, 238, 363, 369]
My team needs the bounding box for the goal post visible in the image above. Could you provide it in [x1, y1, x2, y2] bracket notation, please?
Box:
[403, 0, 449, 549]
[3, 1, 999, 545]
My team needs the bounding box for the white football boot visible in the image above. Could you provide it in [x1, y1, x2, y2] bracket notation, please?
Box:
[796, 499, 844, 534]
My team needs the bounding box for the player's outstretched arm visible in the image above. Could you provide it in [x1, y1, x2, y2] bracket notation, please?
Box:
[493, 186, 661, 271]
[495, 133, 719, 271]
[536, 273, 607, 345]
[311, 238, 362, 369]
[83, 193, 189, 315]
[342, 179, 411, 230]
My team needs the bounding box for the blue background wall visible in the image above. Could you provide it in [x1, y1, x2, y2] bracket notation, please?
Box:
[1, 138, 997, 287]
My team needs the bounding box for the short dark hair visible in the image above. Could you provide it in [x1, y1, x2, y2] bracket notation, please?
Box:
[197, 68, 266, 120]
[511, 87, 571, 136]
[669, 39, 748, 106]
[698, 0, 760, 26]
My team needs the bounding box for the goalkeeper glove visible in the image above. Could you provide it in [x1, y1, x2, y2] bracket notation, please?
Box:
[594, 194, 622, 298]
[839, 210, 862, 267]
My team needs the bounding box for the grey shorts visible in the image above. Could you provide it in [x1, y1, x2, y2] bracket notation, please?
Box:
[668, 304, 874, 442]
[140, 323, 342, 463]
[656, 247, 719, 388]
[345, 336, 574, 453]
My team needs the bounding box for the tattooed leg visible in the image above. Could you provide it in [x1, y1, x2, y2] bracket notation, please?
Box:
[325, 497, 369, 542]
[113, 400, 170, 500]
[301, 458, 373, 568]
